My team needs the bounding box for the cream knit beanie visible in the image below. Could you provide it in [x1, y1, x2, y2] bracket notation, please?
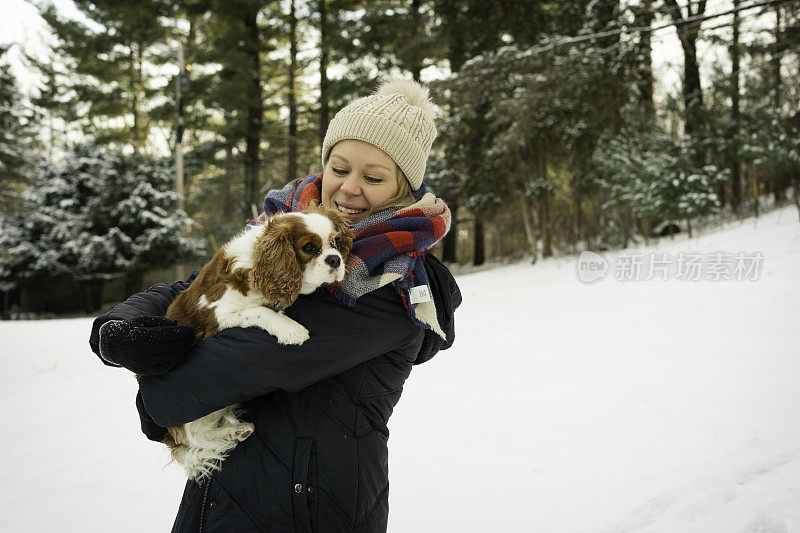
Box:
[321, 78, 438, 191]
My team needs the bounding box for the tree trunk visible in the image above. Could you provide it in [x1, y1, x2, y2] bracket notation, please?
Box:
[681, 39, 703, 118]
[771, 5, 788, 204]
[596, 189, 606, 248]
[535, 145, 552, 257]
[223, 117, 235, 219]
[129, 41, 145, 150]
[730, 0, 742, 212]
[518, 190, 538, 263]
[676, 13, 704, 136]
[288, 0, 298, 181]
[409, 0, 423, 81]
[792, 174, 800, 222]
[638, 217, 651, 246]
[772, 5, 782, 110]
[442, 203, 458, 263]
[540, 194, 552, 257]
[662, 0, 706, 165]
[573, 192, 586, 250]
[439, 1, 468, 265]
[621, 205, 631, 248]
[242, 5, 263, 219]
[634, 1, 655, 120]
[473, 215, 485, 266]
[318, 0, 330, 151]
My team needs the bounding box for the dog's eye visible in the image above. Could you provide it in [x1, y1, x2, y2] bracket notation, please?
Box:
[302, 242, 317, 254]
[331, 237, 340, 250]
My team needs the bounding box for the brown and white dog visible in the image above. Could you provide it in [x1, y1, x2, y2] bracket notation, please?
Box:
[160, 204, 353, 480]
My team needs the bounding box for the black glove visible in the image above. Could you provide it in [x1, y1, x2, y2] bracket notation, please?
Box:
[136, 390, 168, 441]
[98, 315, 196, 375]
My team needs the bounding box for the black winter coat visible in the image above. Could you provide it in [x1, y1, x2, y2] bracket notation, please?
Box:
[90, 255, 460, 533]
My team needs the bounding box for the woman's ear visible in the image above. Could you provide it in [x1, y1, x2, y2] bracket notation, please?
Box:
[250, 216, 302, 309]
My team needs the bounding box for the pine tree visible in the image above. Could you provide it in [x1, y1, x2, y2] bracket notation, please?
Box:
[0, 45, 34, 212]
[337, 0, 442, 82]
[0, 145, 204, 311]
[39, 0, 173, 148]
[25, 51, 75, 163]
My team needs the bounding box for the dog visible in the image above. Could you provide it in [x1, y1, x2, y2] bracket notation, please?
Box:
[159, 204, 353, 480]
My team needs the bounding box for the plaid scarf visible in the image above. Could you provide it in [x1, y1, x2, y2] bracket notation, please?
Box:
[255, 172, 451, 339]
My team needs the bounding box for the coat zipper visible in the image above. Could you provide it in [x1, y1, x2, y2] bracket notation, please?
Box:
[198, 478, 211, 533]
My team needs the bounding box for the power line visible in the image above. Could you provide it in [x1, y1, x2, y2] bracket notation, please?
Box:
[667, 9, 762, 36]
[748, 43, 800, 62]
[452, 6, 798, 101]
[564, 0, 788, 46]
[469, 0, 790, 67]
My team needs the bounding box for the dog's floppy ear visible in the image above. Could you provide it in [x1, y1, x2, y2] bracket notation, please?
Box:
[250, 215, 302, 309]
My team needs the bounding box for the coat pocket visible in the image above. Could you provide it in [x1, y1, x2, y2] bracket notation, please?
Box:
[199, 476, 265, 533]
[291, 436, 318, 533]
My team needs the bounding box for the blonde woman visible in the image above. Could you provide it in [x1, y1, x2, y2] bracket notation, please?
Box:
[91, 79, 461, 533]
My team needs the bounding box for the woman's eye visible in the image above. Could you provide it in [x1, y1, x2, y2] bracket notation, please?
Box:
[302, 243, 317, 253]
[332, 166, 381, 183]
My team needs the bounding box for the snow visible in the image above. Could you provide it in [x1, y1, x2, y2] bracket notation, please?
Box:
[1, 205, 799, 532]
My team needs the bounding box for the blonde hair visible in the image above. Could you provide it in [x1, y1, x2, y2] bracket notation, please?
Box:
[370, 167, 416, 213]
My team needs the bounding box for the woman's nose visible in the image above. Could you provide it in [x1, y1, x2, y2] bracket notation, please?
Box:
[340, 174, 360, 196]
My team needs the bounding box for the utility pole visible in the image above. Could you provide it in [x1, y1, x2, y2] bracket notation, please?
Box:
[175, 44, 188, 281]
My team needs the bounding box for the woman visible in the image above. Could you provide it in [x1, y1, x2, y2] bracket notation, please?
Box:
[89, 78, 461, 532]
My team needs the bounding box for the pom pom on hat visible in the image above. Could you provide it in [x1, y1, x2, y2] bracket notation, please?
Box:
[375, 78, 439, 121]
[321, 78, 439, 191]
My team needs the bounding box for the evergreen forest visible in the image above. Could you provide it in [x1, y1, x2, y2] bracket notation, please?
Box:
[1, 0, 799, 314]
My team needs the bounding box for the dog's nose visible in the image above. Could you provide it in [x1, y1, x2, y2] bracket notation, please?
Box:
[325, 255, 341, 269]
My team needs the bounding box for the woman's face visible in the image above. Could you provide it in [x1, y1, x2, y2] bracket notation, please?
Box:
[321, 139, 400, 224]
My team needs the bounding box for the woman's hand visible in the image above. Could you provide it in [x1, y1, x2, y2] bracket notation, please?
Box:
[98, 316, 196, 375]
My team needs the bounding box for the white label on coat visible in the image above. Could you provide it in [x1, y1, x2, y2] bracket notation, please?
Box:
[409, 285, 432, 305]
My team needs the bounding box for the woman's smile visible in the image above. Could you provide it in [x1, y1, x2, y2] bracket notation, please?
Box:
[333, 201, 367, 216]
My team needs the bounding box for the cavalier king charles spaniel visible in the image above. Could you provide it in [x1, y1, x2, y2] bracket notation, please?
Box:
[159, 204, 353, 480]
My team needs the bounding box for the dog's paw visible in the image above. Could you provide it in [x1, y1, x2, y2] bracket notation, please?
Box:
[231, 422, 255, 442]
[274, 322, 310, 345]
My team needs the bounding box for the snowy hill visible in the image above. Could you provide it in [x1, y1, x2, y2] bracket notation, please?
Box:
[1, 206, 799, 532]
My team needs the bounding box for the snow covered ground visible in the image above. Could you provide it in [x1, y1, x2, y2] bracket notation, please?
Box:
[1, 206, 799, 532]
